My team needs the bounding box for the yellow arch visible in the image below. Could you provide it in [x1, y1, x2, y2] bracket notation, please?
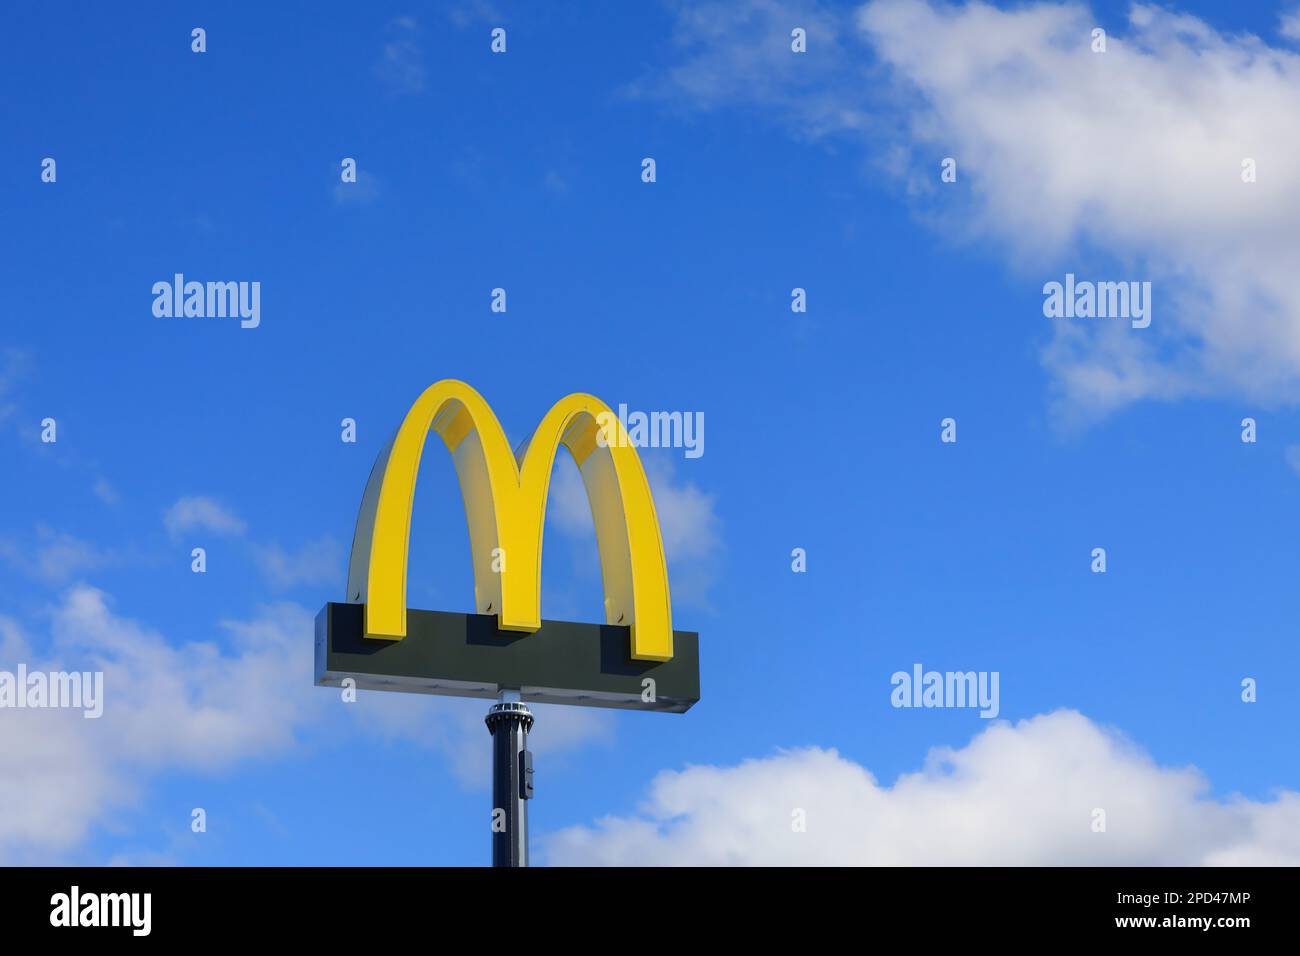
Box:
[346, 380, 673, 661]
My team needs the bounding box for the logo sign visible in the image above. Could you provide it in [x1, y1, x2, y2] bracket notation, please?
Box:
[316, 380, 700, 712]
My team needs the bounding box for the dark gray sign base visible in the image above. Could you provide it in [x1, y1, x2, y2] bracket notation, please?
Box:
[315, 602, 700, 713]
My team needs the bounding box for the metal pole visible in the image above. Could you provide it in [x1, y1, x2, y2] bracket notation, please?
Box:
[485, 690, 534, 867]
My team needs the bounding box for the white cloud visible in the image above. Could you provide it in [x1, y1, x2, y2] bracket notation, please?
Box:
[652, 0, 1300, 419]
[91, 478, 119, 506]
[1286, 444, 1300, 477]
[32, 528, 116, 582]
[0, 526, 119, 584]
[349, 692, 613, 788]
[0, 587, 323, 862]
[333, 170, 382, 206]
[253, 535, 345, 590]
[0, 616, 29, 661]
[548, 452, 595, 538]
[645, 457, 721, 564]
[448, 1, 503, 30]
[857, 0, 1300, 419]
[646, 456, 722, 610]
[542, 709, 1300, 865]
[548, 451, 721, 609]
[163, 496, 246, 539]
[0, 348, 29, 425]
[635, 0, 865, 135]
[1282, 8, 1300, 41]
[376, 17, 426, 94]
[0, 585, 616, 861]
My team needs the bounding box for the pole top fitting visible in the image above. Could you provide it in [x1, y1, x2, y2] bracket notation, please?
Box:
[485, 700, 534, 735]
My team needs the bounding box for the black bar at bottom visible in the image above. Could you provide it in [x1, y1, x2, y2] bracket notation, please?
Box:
[0, 866, 1285, 941]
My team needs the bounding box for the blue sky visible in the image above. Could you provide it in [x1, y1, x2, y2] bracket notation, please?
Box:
[2, 0, 1299, 865]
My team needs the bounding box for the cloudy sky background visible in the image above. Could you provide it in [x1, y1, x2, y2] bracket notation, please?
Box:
[1, 0, 1298, 864]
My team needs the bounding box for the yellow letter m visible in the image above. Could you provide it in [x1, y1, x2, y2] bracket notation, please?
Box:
[346, 381, 673, 661]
